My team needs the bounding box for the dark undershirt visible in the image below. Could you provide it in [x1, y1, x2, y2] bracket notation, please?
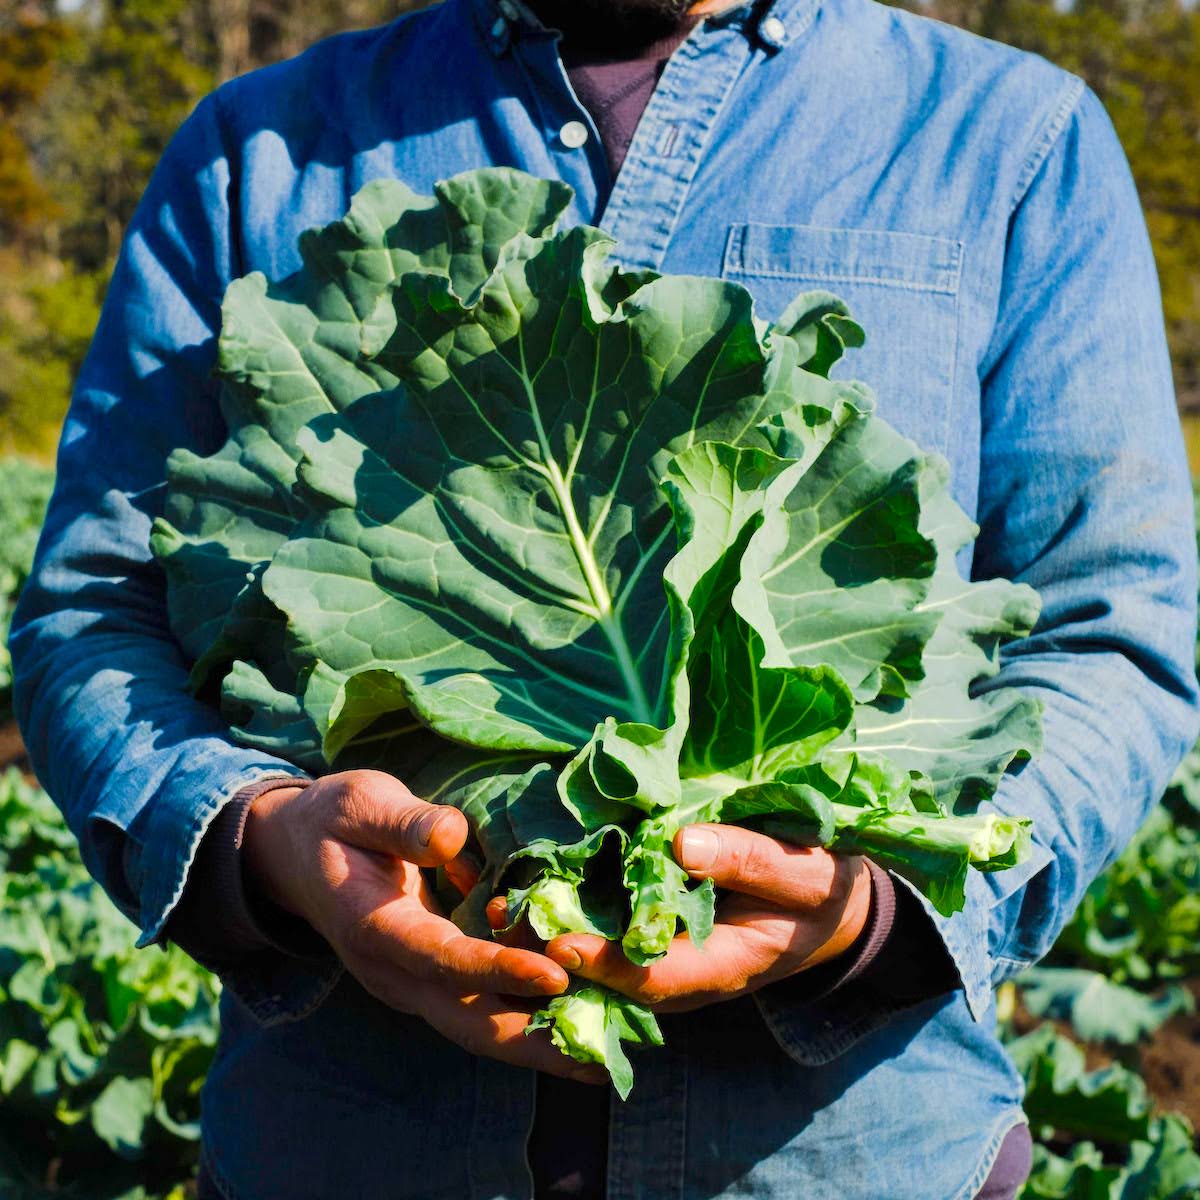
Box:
[559, 20, 701, 181]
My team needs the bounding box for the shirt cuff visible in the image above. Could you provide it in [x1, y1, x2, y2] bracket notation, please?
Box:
[780, 859, 898, 1004]
[752, 860, 961, 1064]
[163, 774, 332, 971]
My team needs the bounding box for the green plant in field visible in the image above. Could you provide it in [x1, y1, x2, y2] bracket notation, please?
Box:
[1012, 1025, 1200, 1199]
[0, 769, 216, 1200]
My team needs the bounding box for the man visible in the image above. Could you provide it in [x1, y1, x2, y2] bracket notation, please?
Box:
[11, 0, 1198, 1197]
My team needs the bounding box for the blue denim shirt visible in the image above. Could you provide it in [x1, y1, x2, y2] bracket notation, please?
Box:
[12, 0, 1200, 1196]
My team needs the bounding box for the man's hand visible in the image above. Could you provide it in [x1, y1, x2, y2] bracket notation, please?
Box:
[241, 769, 604, 1083]
[536, 825, 872, 1014]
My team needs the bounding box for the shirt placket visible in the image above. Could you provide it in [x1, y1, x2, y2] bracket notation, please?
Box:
[595, 10, 763, 273]
[484, 1, 612, 226]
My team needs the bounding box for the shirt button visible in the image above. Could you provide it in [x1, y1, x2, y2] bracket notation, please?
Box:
[559, 121, 589, 150]
[490, 16, 506, 37]
[761, 15, 786, 43]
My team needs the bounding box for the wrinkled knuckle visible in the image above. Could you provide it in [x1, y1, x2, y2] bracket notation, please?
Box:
[453, 1019, 496, 1060]
[492, 946, 525, 978]
[736, 837, 778, 888]
[428, 929, 471, 978]
[341, 909, 384, 959]
[634, 979, 669, 1007]
[335, 773, 379, 829]
[359, 969, 416, 1015]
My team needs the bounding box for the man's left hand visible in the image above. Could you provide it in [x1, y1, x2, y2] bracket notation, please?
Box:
[539, 826, 873, 1014]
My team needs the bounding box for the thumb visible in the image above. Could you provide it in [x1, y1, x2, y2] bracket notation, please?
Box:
[327, 770, 469, 867]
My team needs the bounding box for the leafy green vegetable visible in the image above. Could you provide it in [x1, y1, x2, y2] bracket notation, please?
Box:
[1043, 806, 1200, 988]
[152, 167, 1042, 1091]
[1017, 967, 1193, 1046]
[527, 985, 662, 1101]
[1011, 1027, 1200, 1199]
[0, 769, 216, 1198]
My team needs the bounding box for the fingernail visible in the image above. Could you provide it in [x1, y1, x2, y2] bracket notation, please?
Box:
[678, 826, 720, 872]
[549, 945, 582, 971]
[415, 810, 444, 847]
[532, 972, 567, 995]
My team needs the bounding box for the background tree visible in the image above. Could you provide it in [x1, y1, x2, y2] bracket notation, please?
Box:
[901, 0, 1200, 407]
[0, 0, 1196, 457]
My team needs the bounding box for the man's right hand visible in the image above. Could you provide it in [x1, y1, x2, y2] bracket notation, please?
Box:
[241, 769, 603, 1084]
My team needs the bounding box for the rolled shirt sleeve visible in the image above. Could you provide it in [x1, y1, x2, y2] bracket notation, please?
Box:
[161, 775, 332, 971]
[9, 93, 309, 950]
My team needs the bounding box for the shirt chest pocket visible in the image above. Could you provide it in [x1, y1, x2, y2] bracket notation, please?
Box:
[722, 222, 964, 457]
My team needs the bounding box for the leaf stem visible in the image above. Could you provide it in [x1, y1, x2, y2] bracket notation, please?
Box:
[546, 459, 652, 724]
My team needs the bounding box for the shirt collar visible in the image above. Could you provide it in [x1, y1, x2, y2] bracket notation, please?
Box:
[469, 0, 821, 57]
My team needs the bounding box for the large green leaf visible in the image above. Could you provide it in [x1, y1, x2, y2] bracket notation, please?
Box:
[152, 169, 575, 694]
[839, 456, 1043, 812]
[149, 169, 1046, 1094]
[262, 225, 857, 755]
[1017, 967, 1194, 1046]
[733, 414, 941, 701]
[91, 1077, 154, 1159]
[1009, 1027, 1153, 1144]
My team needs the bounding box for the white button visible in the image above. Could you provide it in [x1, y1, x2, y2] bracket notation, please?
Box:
[559, 121, 589, 150]
[761, 16, 786, 42]
[491, 16, 506, 37]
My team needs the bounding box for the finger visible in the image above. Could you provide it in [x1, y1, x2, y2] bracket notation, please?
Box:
[328, 769, 469, 867]
[486, 895, 508, 931]
[410, 983, 607, 1085]
[545, 925, 779, 1010]
[485, 895, 548, 955]
[444, 855, 480, 899]
[350, 889, 568, 999]
[673, 825, 863, 909]
[717, 894, 866, 973]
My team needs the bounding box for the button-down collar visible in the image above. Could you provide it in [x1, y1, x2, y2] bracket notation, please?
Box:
[470, 0, 820, 56]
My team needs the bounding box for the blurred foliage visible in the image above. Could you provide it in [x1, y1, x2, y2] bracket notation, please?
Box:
[1006, 782, 1200, 1195]
[0, 769, 218, 1200]
[1010, 1026, 1200, 1198]
[0, 0, 428, 459]
[904, 0, 1200, 405]
[0, 458, 55, 715]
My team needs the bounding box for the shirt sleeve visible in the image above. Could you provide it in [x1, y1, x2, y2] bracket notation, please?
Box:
[759, 80, 1200, 1054]
[162, 775, 334, 971]
[945, 83, 1200, 1013]
[8, 91, 311, 950]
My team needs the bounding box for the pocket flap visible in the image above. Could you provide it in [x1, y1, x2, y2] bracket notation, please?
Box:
[725, 222, 963, 295]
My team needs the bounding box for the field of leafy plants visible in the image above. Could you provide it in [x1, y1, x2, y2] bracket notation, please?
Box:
[0, 452, 1198, 1198]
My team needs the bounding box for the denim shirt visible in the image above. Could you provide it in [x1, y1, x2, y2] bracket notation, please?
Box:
[11, 0, 1200, 1196]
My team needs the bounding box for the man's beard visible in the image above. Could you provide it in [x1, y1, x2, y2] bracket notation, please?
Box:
[526, 0, 697, 49]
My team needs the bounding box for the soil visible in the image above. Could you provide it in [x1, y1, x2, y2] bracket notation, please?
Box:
[0, 718, 30, 777]
[1140, 984, 1200, 1130]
